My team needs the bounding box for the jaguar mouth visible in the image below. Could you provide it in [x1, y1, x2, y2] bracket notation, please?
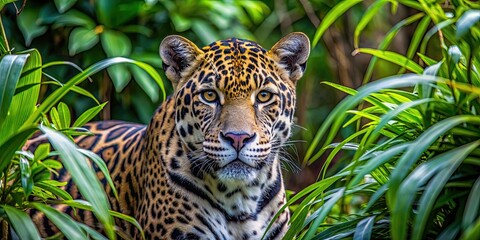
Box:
[217, 159, 257, 181]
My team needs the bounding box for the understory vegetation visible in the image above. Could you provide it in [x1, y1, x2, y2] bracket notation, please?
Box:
[1, 0, 479, 239]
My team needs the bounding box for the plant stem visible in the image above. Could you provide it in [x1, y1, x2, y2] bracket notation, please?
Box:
[0, 14, 11, 53]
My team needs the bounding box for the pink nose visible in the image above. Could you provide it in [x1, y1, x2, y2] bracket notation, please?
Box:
[221, 132, 255, 151]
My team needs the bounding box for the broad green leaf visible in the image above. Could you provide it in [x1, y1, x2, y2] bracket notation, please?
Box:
[355, 48, 423, 74]
[73, 102, 107, 127]
[456, 10, 480, 39]
[54, 0, 77, 13]
[192, 20, 220, 46]
[0, 126, 37, 173]
[3, 205, 41, 240]
[25, 57, 164, 127]
[57, 102, 71, 129]
[31, 203, 87, 239]
[312, 0, 363, 46]
[17, 8, 47, 46]
[131, 65, 160, 102]
[40, 126, 115, 239]
[108, 64, 132, 92]
[101, 30, 131, 57]
[52, 9, 95, 28]
[0, 0, 16, 10]
[68, 27, 99, 56]
[34, 143, 50, 161]
[0, 54, 29, 128]
[0, 50, 42, 143]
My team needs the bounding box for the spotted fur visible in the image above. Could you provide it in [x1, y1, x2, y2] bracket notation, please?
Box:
[27, 33, 310, 239]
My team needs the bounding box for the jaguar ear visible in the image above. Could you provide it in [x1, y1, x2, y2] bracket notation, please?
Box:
[160, 35, 204, 89]
[269, 32, 310, 82]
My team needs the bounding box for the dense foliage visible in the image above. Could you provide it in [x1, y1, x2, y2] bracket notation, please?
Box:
[280, 0, 480, 239]
[2, 0, 480, 239]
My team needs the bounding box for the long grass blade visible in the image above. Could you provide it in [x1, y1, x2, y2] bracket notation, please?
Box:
[24, 57, 164, 129]
[3, 205, 41, 240]
[304, 74, 440, 165]
[0, 54, 29, 128]
[40, 125, 115, 239]
[31, 202, 88, 239]
[312, 0, 363, 46]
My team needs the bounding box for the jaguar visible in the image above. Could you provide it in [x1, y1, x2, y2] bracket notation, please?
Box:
[27, 32, 310, 239]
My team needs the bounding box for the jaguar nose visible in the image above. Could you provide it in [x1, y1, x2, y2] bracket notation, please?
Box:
[220, 132, 256, 151]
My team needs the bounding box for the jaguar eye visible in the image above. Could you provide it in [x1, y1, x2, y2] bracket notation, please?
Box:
[201, 90, 218, 103]
[256, 90, 273, 103]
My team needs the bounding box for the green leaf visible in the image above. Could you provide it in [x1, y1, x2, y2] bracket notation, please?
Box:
[312, 0, 363, 46]
[17, 8, 47, 46]
[73, 102, 107, 127]
[131, 65, 160, 102]
[78, 223, 109, 240]
[0, 126, 37, 173]
[303, 188, 345, 239]
[3, 205, 41, 240]
[52, 10, 95, 28]
[36, 181, 72, 200]
[0, 0, 16, 10]
[353, 216, 375, 240]
[40, 126, 115, 238]
[354, 0, 391, 48]
[68, 27, 99, 56]
[462, 176, 480, 231]
[57, 102, 71, 129]
[54, 0, 77, 13]
[456, 10, 480, 39]
[0, 54, 29, 128]
[101, 30, 131, 57]
[77, 148, 118, 199]
[56, 199, 145, 239]
[31, 203, 87, 239]
[19, 156, 33, 196]
[354, 48, 424, 74]
[108, 64, 132, 92]
[34, 143, 50, 161]
[395, 140, 480, 240]
[304, 74, 439, 164]
[25, 57, 164, 127]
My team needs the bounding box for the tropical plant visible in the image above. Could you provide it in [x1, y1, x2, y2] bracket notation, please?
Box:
[275, 0, 480, 239]
[0, 2, 163, 239]
[4, 0, 270, 123]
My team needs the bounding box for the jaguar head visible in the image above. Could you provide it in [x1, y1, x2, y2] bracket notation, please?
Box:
[160, 33, 310, 183]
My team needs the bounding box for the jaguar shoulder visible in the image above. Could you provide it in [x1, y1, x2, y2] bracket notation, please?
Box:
[27, 32, 310, 239]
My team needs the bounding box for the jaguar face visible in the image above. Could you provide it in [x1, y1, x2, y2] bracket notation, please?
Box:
[160, 33, 310, 183]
